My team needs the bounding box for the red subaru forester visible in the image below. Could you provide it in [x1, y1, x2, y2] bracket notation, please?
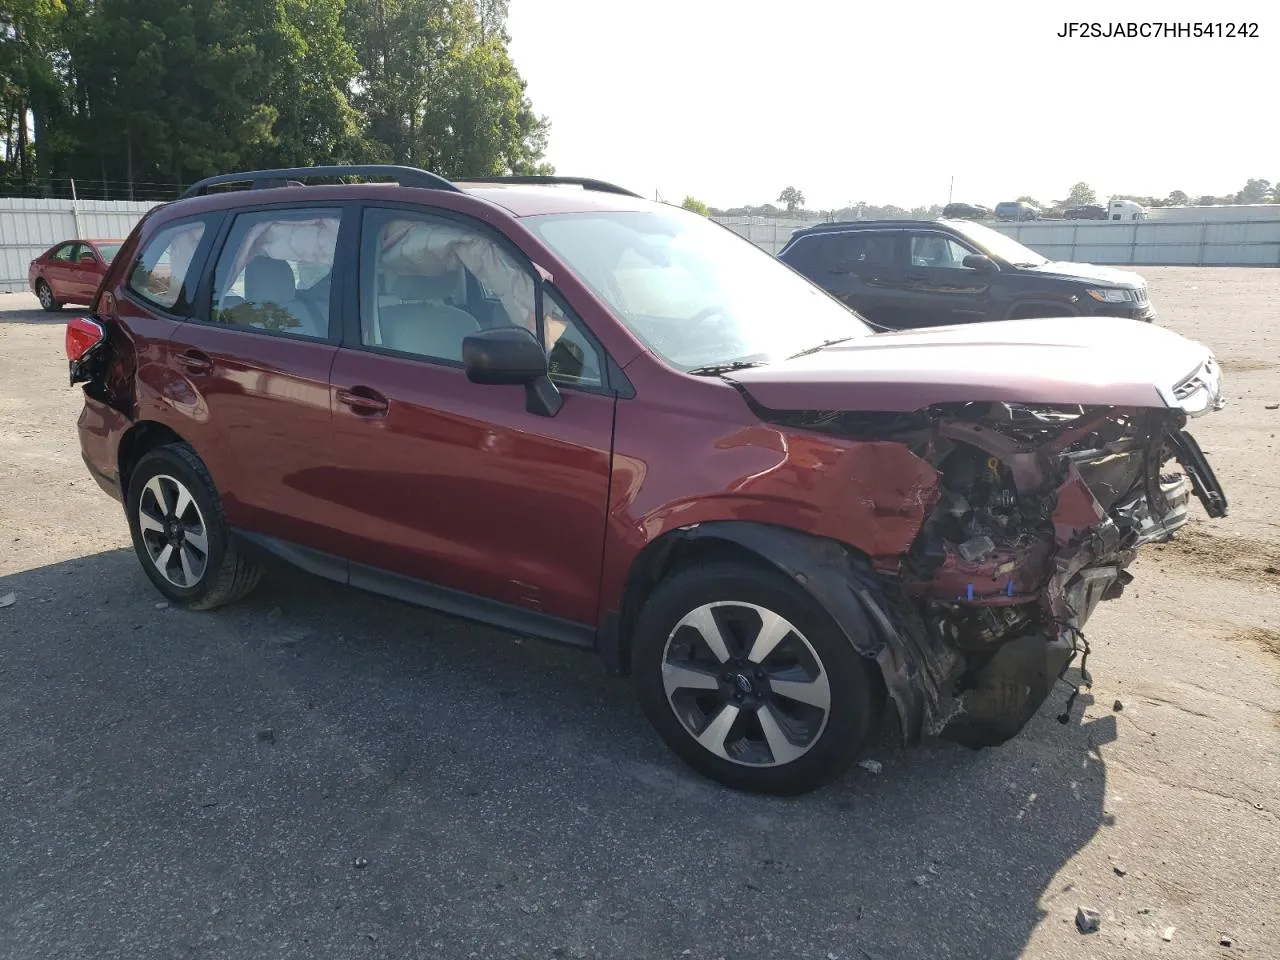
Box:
[68, 166, 1228, 794]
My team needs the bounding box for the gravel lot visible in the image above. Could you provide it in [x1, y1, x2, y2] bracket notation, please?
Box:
[2, 269, 1278, 960]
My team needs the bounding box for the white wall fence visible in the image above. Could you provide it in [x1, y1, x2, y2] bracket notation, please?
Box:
[713, 216, 817, 255]
[987, 219, 1280, 266]
[714, 214, 1280, 266]
[5, 202, 1277, 293]
[0, 198, 161, 292]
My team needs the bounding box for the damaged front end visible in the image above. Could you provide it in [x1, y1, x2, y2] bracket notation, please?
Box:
[763, 388, 1228, 748]
[897, 401, 1226, 746]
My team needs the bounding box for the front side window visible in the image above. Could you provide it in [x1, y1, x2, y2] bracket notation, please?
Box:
[211, 208, 339, 338]
[525, 207, 871, 372]
[357, 209, 605, 386]
[127, 221, 208, 310]
[543, 288, 603, 387]
[910, 235, 974, 269]
[946, 220, 1047, 267]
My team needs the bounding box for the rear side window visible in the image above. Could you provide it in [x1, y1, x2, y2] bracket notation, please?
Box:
[50, 243, 75, 262]
[818, 233, 896, 272]
[211, 208, 340, 339]
[127, 221, 208, 310]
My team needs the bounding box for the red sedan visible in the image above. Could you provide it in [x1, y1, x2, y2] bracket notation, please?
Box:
[29, 238, 124, 311]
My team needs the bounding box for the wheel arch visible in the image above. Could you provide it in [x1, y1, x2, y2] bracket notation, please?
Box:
[608, 520, 915, 727]
[118, 420, 190, 501]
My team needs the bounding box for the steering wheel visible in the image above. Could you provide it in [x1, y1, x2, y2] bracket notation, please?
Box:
[689, 304, 730, 325]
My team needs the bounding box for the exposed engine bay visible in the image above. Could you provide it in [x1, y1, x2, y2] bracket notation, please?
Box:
[755, 396, 1229, 747]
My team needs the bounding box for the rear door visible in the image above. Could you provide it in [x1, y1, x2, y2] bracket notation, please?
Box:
[899, 230, 992, 327]
[810, 231, 910, 328]
[164, 204, 346, 551]
[324, 204, 616, 627]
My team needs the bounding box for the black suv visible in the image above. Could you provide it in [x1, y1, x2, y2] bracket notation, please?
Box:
[778, 218, 1156, 329]
[941, 202, 989, 220]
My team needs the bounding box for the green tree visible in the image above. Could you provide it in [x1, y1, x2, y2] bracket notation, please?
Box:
[345, 0, 549, 177]
[1166, 189, 1188, 206]
[1064, 182, 1096, 206]
[680, 195, 710, 216]
[776, 185, 804, 212]
[1015, 195, 1041, 208]
[1236, 178, 1272, 204]
[0, 0, 66, 188]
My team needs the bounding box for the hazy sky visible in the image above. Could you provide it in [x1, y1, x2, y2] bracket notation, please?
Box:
[508, 0, 1276, 210]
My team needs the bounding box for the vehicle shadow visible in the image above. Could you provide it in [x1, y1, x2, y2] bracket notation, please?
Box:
[0, 294, 67, 323]
[0, 548, 1112, 960]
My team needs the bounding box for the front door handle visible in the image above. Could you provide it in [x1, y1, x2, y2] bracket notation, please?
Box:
[336, 386, 389, 416]
[174, 349, 213, 375]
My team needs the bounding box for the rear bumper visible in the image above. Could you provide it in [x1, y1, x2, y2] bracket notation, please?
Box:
[76, 395, 132, 504]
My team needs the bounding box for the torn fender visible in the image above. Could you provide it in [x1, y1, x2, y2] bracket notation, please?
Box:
[669, 521, 959, 743]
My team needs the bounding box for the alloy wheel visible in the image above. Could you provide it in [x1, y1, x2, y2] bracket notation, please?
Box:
[37, 282, 53, 309]
[137, 474, 209, 588]
[661, 602, 831, 766]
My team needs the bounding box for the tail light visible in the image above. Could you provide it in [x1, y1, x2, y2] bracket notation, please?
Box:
[66, 316, 105, 362]
[67, 316, 108, 387]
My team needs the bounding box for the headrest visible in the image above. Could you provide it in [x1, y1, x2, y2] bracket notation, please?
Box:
[244, 256, 296, 304]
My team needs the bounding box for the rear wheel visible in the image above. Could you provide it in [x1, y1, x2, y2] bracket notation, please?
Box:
[126, 443, 261, 609]
[633, 562, 883, 795]
[36, 279, 60, 312]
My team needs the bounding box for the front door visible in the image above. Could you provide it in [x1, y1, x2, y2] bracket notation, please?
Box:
[166, 205, 345, 551]
[71, 244, 107, 301]
[44, 242, 79, 301]
[324, 205, 615, 626]
[900, 231, 992, 326]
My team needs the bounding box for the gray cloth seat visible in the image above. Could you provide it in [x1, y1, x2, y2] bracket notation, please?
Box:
[379, 301, 480, 361]
[234, 256, 326, 337]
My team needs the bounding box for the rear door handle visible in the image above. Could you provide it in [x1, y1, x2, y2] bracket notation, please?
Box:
[336, 386, 389, 416]
[174, 349, 213, 375]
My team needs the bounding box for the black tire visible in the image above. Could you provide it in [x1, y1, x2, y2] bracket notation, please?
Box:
[126, 443, 262, 610]
[633, 562, 884, 795]
[36, 279, 61, 312]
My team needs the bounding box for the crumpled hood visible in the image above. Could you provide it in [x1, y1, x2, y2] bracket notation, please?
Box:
[1019, 260, 1146, 287]
[727, 317, 1218, 413]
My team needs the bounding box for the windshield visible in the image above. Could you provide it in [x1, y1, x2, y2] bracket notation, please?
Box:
[524, 208, 871, 371]
[95, 243, 122, 263]
[946, 220, 1048, 267]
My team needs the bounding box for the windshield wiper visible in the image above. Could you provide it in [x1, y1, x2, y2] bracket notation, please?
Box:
[687, 359, 767, 376]
[786, 337, 855, 359]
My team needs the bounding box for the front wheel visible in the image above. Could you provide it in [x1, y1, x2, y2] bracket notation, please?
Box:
[126, 443, 262, 610]
[633, 562, 884, 795]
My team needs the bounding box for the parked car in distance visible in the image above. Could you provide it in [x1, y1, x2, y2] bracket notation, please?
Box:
[1064, 204, 1108, 220]
[67, 166, 1226, 795]
[993, 200, 1039, 221]
[29, 239, 124, 311]
[941, 202, 989, 220]
[777, 218, 1157, 329]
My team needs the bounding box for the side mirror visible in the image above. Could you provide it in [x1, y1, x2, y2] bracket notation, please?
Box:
[462, 326, 562, 417]
[962, 254, 995, 271]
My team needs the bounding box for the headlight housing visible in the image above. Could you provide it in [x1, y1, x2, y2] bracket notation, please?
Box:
[1086, 287, 1139, 303]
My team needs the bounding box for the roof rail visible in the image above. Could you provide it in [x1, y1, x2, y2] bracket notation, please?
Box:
[180, 164, 460, 199]
[452, 175, 642, 199]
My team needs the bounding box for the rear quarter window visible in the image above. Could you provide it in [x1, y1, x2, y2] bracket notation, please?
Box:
[126, 220, 208, 311]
